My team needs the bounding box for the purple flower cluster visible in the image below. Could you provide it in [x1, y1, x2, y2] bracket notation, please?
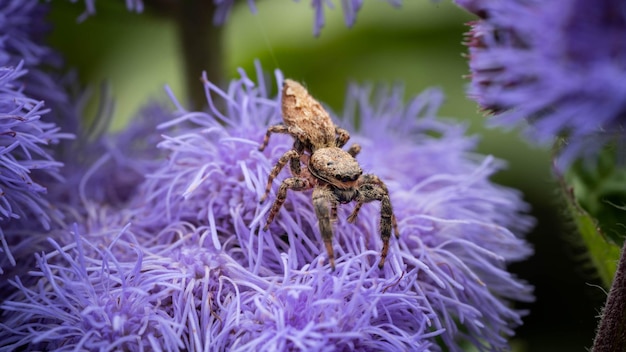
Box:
[0, 64, 534, 351]
[77, 0, 401, 36]
[0, 63, 67, 271]
[1, 0, 76, 125]
[0, 0, 164, 281]
[0, 0, 75, 273]
[458, 0, 626, 168]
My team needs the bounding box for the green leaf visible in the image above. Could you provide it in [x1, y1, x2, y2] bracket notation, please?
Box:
[559, 143, 625, 287]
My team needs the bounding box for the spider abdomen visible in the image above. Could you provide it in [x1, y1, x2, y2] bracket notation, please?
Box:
[282, 79, 336, 148]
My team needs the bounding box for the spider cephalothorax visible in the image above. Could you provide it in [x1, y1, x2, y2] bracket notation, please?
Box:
[259, 79, 399, 270]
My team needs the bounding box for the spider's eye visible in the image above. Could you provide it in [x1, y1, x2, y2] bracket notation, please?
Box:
[335, 174, 342, 180]
[342, 175, 352, 182]
[326, 161, 334, 166]
[351, 174, 360, 181]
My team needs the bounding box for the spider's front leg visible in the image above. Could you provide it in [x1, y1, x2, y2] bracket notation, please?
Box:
[263, 176, 312, 230]
[349, 174, 399, 269]
[312, 186, 339, 270]
[347, 174, 399, 238]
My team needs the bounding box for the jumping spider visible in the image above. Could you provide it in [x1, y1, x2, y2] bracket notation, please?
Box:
[258, 79, 399, 270]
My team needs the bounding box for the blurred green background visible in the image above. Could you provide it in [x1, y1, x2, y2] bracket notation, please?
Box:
[48, 1, 604, 350]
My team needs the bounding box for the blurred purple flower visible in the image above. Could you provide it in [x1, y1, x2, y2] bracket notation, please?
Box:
[50, 99, 168, 215]
[0, 0, 79, 231]
[216, 0, 402, 36]
[0, 0, 168, 297]
[458, 0, 626, 168]
[1, 0, 77, 127]
[77, 0, 401, 36]
[0, 64, 534, 351]
[0, 0, 143, 283]
[0, 63, 69, 272]
[309, 0, 363, 36]
[77, 0, 144, 22]
[2, 95, 172, 294]
[0, 0, 70, 291]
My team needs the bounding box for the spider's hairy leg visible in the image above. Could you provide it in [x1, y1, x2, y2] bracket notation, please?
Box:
[331, 202, 338, 222]
[259, 124, 289, 151]
[335, 127, 350, 148]
[377, 196, 395, 269]
[352, 174, 399, 269]
[263, 177, 312, 231]
[261, 150, 300, 203]
[313, 186, 338, 270]
[347, 202, 363, 223]
[346, 143, 361, 158]
[289, 140, 306, 176]
[347, 174, 399, 238]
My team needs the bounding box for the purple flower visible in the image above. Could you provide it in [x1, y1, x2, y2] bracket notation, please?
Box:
[309, 0, 363, 36]
[217, 0, 401, 36]
[0, 224, 184, 351]
[0, 0, 55, 68]
[219, 252, 441, 351]
[0, 0, 78, 231]
[77, 0, 144, 22]
[0, 1, 67, 296]
[0, 63, 69, 272]
[212, 0, 258, 26]
[0, 0, 107, 281]
[1, 0, 77, 127]
[458, 0, 626, 168]
[1, 64, 533, 351]
[76, 0, 401, 36]
[49, 100, 168, 214]
[150, 67, 533, 350]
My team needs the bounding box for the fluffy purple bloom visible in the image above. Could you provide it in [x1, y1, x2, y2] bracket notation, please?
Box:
[0, 224, 186, 351]
[0, 64, 61, 225]
[49, 100, 168, 213]
[0, 90, 166, 294]
[0, 65, 533, 351]
[0, 63, 69, 271]
[458, 0, 626, 168]
[0, 0, 70, 288]
[1, 0, 76, 126]
[0, 0, 55, 68]
[0, 0, 143, 282]
[0, 0, 77, 231]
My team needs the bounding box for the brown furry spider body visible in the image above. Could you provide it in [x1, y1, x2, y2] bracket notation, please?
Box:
[258, 79, 399, 270]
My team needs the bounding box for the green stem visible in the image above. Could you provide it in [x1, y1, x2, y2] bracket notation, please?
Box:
[553, 154, 620, 288]
[177, 0, 224, 110]
[149, 0, 225, 110]
[592, 239, 626, 352]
